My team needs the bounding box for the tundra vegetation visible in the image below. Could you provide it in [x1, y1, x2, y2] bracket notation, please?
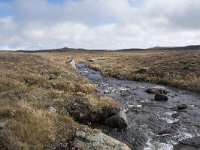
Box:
[88, 51, 200, 92]
[0, 52, 119, 149]
[0, 49, 200, 149]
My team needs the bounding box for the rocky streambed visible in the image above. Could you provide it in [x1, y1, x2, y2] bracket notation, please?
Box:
[77, 63, 200, 150]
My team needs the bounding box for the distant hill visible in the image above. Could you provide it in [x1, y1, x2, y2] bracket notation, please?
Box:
[148, 45, 200, 51]
[17, 47, 87, 53]
[120, 45, 200, 51]
[16, 45, 200, 52]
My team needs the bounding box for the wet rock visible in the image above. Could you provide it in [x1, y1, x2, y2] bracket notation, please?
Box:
[154, 94, 168, 101]
[177, 104, 187, 110]
[145, 86, 169, 95]
[171, 104, 188, 111]
[173, 137, 200, 150]
[105, 111, 128, 129]
[72, 131, 131, 150]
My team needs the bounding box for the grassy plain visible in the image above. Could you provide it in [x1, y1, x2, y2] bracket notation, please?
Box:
[0, 51, 119, 149]
[39, 50, 200, 92]
[88, 50, 200, 92]
[1, 49, 199, 149]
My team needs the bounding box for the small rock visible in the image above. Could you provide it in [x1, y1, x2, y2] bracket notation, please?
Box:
[72, 131, 131, 150]
[0, 120, 7, 129]
[47, 107, 56, 113]
[177, 104, 187, 110]
[105, 111, 128, 129]
[127, 105, 143, 113]
[154, 94, 168, 101]
[145, 86, 169, 95]
[171, 104, 188, 111]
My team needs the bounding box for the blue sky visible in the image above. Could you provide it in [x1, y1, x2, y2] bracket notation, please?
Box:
[0, 0, 14, 17]
[0, 0, 200, 50]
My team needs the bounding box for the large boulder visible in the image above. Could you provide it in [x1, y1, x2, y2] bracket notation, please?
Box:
[145, 86, 169, 95]
[173, 137, 200, 150]
[72, 131, 131, 150]
[154, 94, 168, 101]
[105, 111, 128, 129]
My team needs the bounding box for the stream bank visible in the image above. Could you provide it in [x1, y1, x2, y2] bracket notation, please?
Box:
[77, 63, 200, 150]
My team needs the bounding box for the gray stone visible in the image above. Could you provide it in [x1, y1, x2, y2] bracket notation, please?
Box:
[171, 104, 188, 111]
[0, 120, 7, 129]
[105, 111, 128, 129]
[47, 106, 56, 113]
[68, 59, 77, 70]
[145, 86, 169, 95]
[72, 131, 131, 150]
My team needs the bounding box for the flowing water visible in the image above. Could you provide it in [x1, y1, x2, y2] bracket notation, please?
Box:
[77, 63, 200, 150]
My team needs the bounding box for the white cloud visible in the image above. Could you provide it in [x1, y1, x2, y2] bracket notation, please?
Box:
[0, 0, 200, 50]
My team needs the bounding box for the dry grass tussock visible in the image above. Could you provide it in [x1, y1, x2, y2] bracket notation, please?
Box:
[0, 52, 119, 149]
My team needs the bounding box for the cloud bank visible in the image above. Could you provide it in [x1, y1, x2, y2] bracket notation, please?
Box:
[0, 0, 200, 50]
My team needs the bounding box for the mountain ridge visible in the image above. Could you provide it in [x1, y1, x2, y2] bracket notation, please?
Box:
[16, 44, 200, 52]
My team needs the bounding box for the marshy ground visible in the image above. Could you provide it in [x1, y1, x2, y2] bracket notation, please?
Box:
[0, 50, 200, 150]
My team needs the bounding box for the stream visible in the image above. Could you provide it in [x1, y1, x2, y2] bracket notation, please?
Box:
[77, 63, 200, 150]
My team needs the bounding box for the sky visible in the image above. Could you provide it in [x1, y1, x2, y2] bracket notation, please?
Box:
[0, 0, 200, 50]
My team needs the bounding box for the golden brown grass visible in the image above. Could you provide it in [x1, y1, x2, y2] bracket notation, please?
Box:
[0, 52, 119, 150]
[87, 50, 200, 92]
[4, 49, 197, 149]
[37, 50, 200, 93]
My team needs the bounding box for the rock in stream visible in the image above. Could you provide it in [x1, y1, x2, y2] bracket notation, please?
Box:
[72, 130, 131, 150]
